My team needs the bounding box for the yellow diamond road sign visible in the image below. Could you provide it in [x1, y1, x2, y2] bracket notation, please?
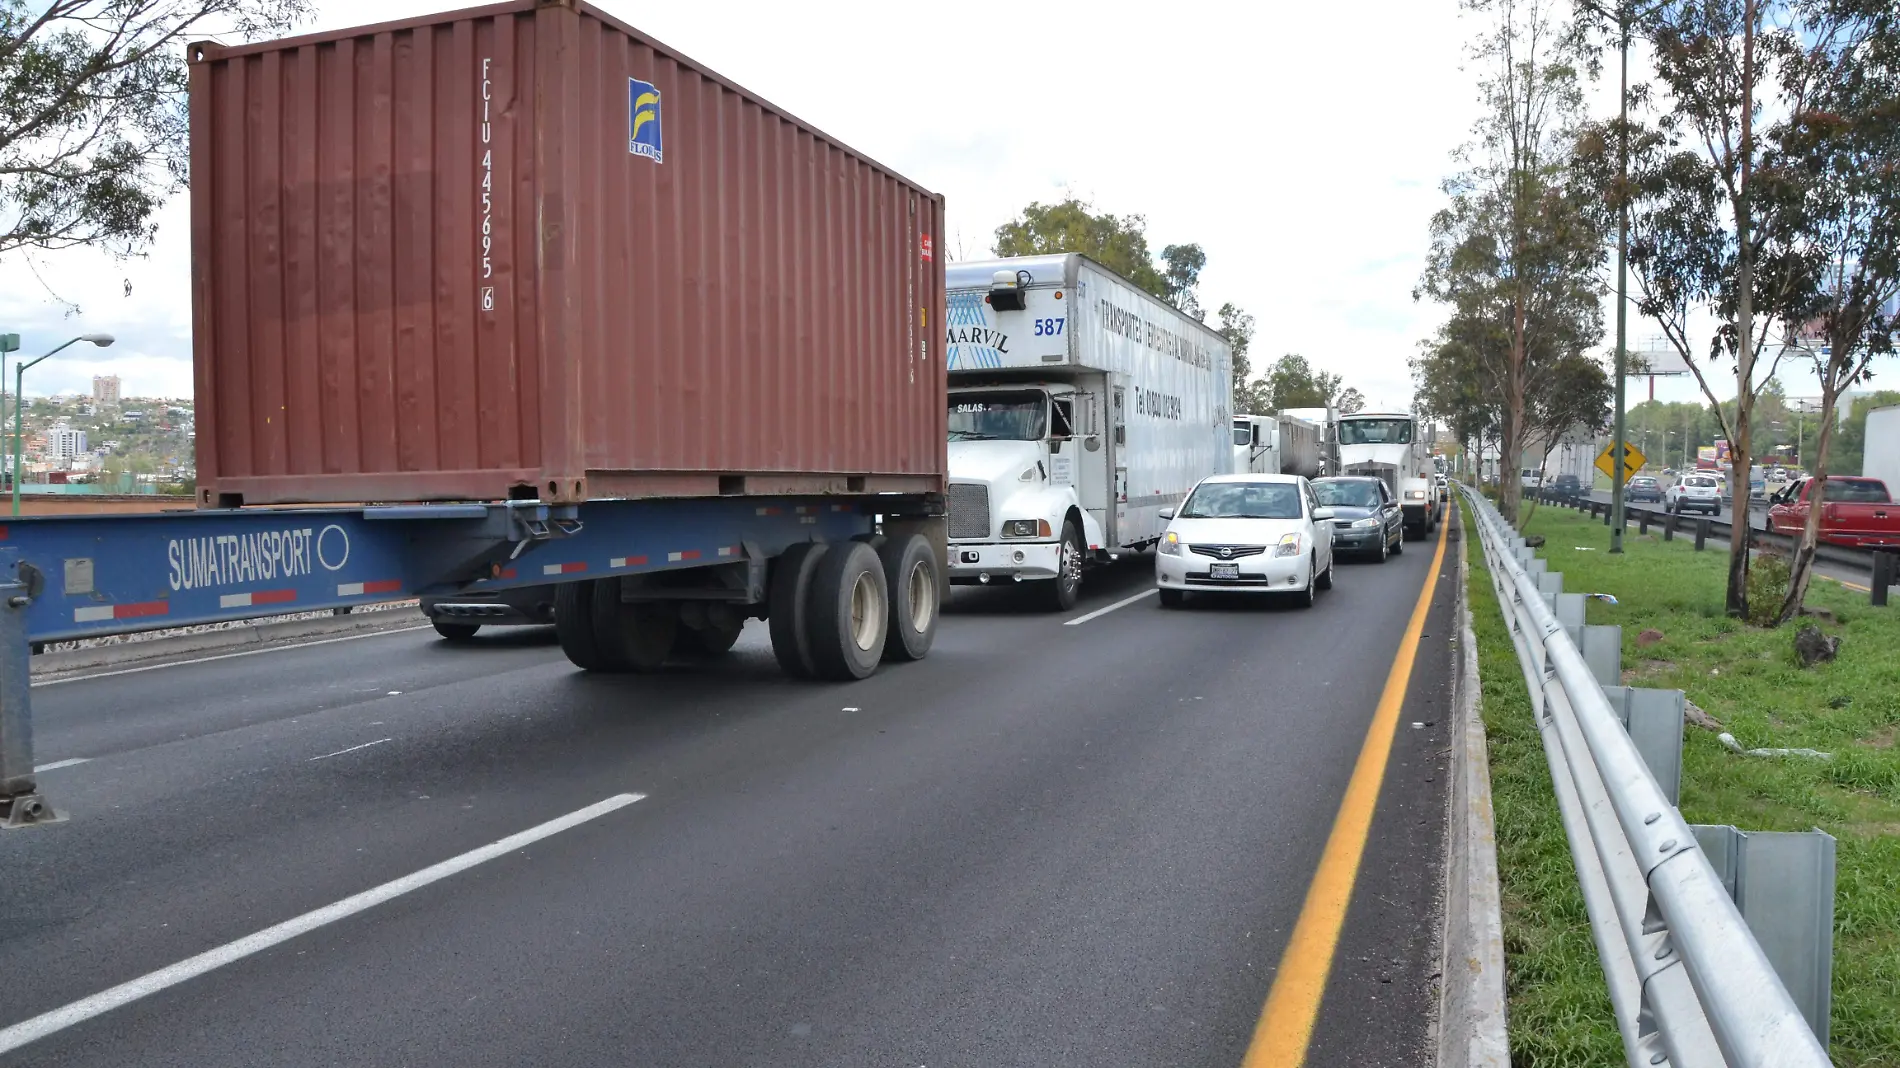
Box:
[1595, 442, 1646, 483]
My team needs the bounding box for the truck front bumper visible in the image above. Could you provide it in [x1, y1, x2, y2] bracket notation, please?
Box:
[947, 541, 1062, 584]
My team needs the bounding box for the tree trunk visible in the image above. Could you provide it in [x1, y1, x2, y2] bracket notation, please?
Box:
[1778, 393, 1840, 624]
[1725, 0, 1758, 619]
[1501, 297, 1529, 524]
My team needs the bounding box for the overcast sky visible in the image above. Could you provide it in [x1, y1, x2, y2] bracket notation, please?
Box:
[1, 0, 1737, 409]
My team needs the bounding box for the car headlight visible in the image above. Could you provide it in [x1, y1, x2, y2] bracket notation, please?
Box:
[1274, 533, 1301, 557]
[1160, 531, 1182, 555]
[1352, 517, 1381, 528]
[1001, 519, 1051, 539]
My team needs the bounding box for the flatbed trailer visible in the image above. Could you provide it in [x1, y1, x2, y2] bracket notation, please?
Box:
[0, 493, 945, 827]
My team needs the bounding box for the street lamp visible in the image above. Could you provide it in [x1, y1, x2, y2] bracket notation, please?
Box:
[13, 334, 114, 517]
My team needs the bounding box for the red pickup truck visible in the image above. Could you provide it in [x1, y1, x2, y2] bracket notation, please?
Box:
[1765, 477, 1900, 548]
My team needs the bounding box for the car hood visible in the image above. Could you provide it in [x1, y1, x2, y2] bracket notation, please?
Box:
[1318, 504, 1377, 521]
[1168, 516, 1305, 545]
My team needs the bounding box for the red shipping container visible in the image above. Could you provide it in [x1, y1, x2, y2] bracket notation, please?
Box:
[189, 0, 946, 507]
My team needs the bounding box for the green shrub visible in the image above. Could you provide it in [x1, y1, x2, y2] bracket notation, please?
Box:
[1747, 552, 1791, 628]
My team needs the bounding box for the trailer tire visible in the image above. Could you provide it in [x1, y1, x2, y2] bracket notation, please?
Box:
[590, 577, 678, 673]
[768, 542, 828, 679]
[431, 620, 481, 642]
[806, 540, 889, 681]
[554, 581, 606, 671]
[878, 533, 938, 662]
[677, 618, 743, 657]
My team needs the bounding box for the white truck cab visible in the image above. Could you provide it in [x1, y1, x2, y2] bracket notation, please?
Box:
[1337, 411, 1439, 538]
[944, 255, 1232, 610]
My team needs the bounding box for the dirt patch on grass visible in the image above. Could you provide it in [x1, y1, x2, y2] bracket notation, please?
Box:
[1860, 725, 1897, 750]
[1620, 659, 1677, 685]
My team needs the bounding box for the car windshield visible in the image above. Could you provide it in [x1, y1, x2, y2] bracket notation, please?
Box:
[1338, 419, 1414, 445]
[1822, 478, 1892, 503]
[1313, 480, 1380, 508]
[947, 391, 1045, 441]
[1179, 481, 1303, 520]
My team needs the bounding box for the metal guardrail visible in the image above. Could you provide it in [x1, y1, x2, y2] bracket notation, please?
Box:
[1461, 486, 1833, 1068]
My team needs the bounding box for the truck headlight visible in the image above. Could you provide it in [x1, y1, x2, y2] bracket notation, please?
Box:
[1001, 519, 1051, 538]
[1274, 533, 1301, 557]
[1352, 517, 1381, 528]
[1160, 531, 1183, 555]
[1405, 490, 1427, 500]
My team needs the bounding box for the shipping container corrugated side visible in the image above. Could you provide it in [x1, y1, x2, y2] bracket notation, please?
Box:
[190, 0, 946, 507]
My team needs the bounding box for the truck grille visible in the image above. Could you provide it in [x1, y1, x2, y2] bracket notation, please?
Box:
[947, 483, 991, 540]
[1189, 544, 1267, 559]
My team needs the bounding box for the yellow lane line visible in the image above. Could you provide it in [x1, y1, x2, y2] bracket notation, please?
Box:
[1239, 515, 1450, 1068]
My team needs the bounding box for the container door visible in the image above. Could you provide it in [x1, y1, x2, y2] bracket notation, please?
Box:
[1111, 384, 1128, 545]
[1071, 379, 1110, 537]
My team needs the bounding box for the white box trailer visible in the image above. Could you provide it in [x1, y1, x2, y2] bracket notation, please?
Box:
[1233, 412, 1323, 478]
[944, 254, 1232, 609]
[1863, 406, 1900, 489]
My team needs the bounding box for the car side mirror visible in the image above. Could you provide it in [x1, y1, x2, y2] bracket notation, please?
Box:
[1313, 507, 1336, 521]
[1158, 507, 1174, 521]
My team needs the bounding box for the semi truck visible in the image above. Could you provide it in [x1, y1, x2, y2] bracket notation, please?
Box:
[0, 0, 960, 826]
[942, 254, 1232, 610]
[1336, 410, 1439, 538]
[1232, 412, 1323, 478]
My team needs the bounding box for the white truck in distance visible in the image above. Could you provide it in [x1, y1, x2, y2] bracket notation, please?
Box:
[944, 254, 1233, 610]
[1233, 412, 1323, 477]
[1337, 410, 1439, 538]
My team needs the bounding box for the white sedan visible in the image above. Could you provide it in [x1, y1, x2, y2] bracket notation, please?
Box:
[1154, 473, 1336, 608]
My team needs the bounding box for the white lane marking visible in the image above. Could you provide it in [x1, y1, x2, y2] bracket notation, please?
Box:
[33, 757, 91, 772]
[0, 792, 645, 1056]
[308, 738, 393, 762]
[33, 626, 434, 688]
[1063, 587, 1158, 626]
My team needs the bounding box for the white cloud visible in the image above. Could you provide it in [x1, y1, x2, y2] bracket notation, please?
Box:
[1, 0, 1494, 412]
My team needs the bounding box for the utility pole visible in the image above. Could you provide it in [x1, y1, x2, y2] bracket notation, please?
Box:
[1610, 1, 1631, 552]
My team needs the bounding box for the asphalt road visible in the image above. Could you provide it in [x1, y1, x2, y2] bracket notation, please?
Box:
[1, 526, 1458, 1067]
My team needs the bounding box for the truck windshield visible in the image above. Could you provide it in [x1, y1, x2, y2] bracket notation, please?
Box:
[948, 391, 1046, 441]
[1179, 481, 1303, 519]
[1338, 419, 1414, 445]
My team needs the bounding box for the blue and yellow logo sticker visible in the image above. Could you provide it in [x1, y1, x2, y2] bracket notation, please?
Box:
[629, 78, 663, 162]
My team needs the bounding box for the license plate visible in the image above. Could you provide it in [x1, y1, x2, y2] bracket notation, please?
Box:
[1209, 562, 1240, 580]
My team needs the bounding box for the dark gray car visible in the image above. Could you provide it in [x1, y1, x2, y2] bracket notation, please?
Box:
[1313, 476, 1404, 563]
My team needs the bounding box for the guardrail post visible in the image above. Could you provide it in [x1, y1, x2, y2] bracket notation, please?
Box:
[1639, 510, 1651, 535]
[1694, 519, 1709, 551]
[1600, 685, 1685, 804]
[1555, 593, 1586, 643]
[1538, 572, 1563, 612]
[1691, 825, 1836, 1046]
[0, 549, 57, 828]
[1872, 551, 1893, 608]
[1580, 624, 1622, 687]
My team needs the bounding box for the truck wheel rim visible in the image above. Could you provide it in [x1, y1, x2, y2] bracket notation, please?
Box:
[906, 559, 935, 633]
[850, 570, 884, 653]
[1060, 540, 1082, 589]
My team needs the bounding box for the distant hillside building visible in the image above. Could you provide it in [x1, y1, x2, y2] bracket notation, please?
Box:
[92, 375, 121, 406]
[49, 427, 88, 459]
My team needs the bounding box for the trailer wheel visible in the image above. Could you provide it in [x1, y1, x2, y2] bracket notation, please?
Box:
[677, 618, 743, 657]
[431, 620, 481, 642]
[805, 540, 889, 681]
[878, 533, 938, 662]
[590, 577, 678, 673]
[768, 542, 828, 679]
[554, 581, 605, 670]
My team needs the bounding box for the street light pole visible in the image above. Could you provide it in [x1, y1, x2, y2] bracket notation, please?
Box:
[1610, 3, 1631, 552]
[12, 335, 115, 517]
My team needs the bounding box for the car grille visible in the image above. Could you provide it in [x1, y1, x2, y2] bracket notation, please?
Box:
[1189, 544, 1267, 560]
[947, 483, 991, 540]
[1187, 572, 1274, 586]
[1334, 520, 1356, 530]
